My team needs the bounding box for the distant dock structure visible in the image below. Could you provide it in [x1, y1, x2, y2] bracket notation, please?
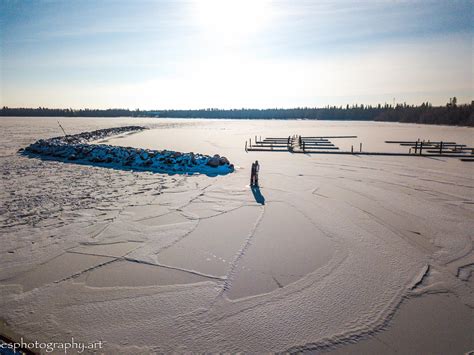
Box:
[245, 135, 356, 153]
[246, 135, 473, 160]
[385, 139, 473, 156]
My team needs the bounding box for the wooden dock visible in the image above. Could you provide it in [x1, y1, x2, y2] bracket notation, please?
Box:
[385, 139, 474, 158]
[246, 135, 349, 153]
[246, 135, 473, 160]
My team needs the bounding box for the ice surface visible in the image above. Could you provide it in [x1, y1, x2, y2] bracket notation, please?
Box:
[0, 117, 473, 353]
[157, 206, 259, 277]
[77, 260, 211, 287]
[4, 253, 115, 292]
[226, 202, 336, 299]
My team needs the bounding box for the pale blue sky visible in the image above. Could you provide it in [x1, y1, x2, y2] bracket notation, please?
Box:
[1, 0, 473, 109]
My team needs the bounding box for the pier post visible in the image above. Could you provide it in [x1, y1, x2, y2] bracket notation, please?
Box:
[419, 141, 423, 155]
[351, 145, 353, 154]
[439, 141, 443, 155]
[245, 141, 248, 152]
[414, 141, 418, 154]
[359, 143, 362, 152]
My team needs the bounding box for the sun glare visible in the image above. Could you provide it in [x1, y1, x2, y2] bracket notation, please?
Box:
[193, 0, 271, 42]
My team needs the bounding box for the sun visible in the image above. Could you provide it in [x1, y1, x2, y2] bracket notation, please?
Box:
[192, 0, 271, 42]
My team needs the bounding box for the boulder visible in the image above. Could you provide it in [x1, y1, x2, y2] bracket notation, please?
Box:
[219, 156, 230, 165]
[207, 156, 221, 167]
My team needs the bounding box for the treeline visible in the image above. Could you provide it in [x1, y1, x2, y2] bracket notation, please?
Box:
[373, 103, 473, 126]
[151, 100, 473, 126]
[151, 106, 383, 120]
[2, 99, 473, 126]
[0, 107, 138, 117]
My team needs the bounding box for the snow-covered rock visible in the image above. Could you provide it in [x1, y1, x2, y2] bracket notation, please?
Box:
[22, 126, 234, 176]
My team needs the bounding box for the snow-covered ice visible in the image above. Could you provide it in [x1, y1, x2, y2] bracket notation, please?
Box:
[0, 117, 473, 353]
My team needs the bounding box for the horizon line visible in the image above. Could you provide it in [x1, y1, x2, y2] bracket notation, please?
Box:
[2, 100, 472, 112]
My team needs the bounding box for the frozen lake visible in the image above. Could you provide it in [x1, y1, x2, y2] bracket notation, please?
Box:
[103, 118, 474, 155]
[1, 117, 473, 353]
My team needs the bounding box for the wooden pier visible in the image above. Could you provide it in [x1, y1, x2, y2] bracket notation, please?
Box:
[385, 139, 474, 158]
[245, 135, 473, 160]
[246, 135, 350, 153]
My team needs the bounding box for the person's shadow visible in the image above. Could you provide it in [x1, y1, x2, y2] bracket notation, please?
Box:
[251, 186, 265, 205]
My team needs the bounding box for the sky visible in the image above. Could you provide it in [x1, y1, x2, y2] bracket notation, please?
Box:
[0, 0, 473, 109]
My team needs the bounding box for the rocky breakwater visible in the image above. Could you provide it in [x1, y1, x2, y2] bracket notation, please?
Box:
[22, 126, 234, 176]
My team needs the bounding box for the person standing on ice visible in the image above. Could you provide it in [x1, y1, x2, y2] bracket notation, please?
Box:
[250, 160, 260, 187]
[254, 160, 260, 186]
[250, 161, 256, 186]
